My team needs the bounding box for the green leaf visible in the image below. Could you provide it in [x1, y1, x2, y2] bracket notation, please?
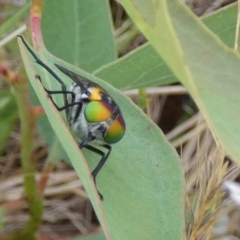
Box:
[120, 0, 240, 162]
[29, 86, 69, 163]
[95, 4, 237, 90]
[42, 0, 117, 72]
[18, 36, 184, 240]
[95, 44, 177, 90]
[203, 4, 237, 48]
[38, 115, 70, 163]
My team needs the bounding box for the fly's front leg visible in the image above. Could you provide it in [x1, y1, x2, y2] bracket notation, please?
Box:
[35, 74, 79, 112]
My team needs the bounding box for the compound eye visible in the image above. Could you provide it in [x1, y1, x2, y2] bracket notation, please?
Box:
[84, 101, 113, 123]
[104, 115, 125, 144]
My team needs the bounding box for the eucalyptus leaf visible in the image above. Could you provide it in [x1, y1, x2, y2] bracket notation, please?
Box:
[95, 4, 237, 90]
[42, 0, 116, 72]
[120, 0, 240, 162]
[18, 36, 184, 240]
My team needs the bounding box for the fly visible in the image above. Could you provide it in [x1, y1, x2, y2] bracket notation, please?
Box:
[19, 35, 126, 200]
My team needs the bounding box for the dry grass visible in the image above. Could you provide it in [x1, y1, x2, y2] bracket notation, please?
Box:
[140, 88, 240, 240]
[3, 89, 240, 239]
[1, 89, 240, 239]
[0, 145, 99, 239]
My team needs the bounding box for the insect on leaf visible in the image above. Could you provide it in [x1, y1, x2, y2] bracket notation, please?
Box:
[18, 36, 184, 240]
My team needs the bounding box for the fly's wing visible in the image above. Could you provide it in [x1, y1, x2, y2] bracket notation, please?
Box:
[55, 64, 100, 89]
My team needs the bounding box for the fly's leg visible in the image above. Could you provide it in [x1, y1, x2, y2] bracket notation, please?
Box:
[34, 75, 81, 113]
[19, 35, 67, 88]
[19, 35, 74, 115]
[81, 144, 112, 201]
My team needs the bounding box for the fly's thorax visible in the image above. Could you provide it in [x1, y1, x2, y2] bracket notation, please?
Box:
[67, 82, 90, 127]
[69, 83, 83, 102]
[67, 83, 88, 142]
[67, 84, 82, 126]
[70, 105, 88, 143]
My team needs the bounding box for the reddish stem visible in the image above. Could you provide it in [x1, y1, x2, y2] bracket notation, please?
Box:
[30, 0, 45, 51]
[38, 162, 53, 195]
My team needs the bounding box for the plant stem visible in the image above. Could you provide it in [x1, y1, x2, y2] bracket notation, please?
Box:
[9, 73, 43, 240]
[138, 88, 148, 110]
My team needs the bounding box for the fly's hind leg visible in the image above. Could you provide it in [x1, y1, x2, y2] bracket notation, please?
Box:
[81, 144, 112, 201]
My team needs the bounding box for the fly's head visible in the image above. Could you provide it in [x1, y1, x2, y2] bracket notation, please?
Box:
[84, 90, 125, 145]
